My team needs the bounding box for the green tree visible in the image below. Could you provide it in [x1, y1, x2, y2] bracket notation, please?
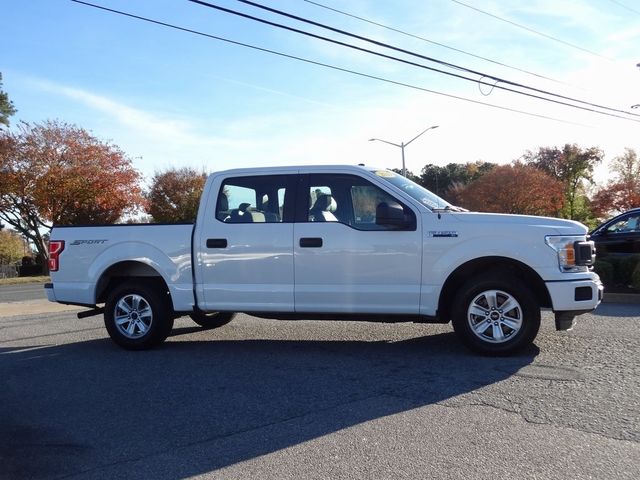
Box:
[522, 144, 603, 221]
[146, 167, 207, 223]
[0, 73, 17, 128]
[419, 161, 496, 201]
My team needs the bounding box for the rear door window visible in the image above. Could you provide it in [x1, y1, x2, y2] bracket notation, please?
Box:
[216, 175, 295, 223]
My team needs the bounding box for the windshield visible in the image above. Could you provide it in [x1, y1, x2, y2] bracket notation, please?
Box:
[372, 169, 452, 210]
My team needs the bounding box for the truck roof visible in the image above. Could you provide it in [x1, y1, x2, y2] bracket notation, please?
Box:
[211, 164, 383, 176]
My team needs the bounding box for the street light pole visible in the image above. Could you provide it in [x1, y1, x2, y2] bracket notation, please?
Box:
[369, 125, 439, 177]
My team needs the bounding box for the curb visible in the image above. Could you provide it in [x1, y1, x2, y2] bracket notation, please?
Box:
[602, 293, 640, 304]
[0, 299, 83, 318]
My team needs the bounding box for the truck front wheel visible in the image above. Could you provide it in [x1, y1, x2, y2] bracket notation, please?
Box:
[104, 281, 174, 350]
[451, 273, 540, 355]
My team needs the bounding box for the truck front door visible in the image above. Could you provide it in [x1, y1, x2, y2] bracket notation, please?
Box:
[293, 173, 423, 315]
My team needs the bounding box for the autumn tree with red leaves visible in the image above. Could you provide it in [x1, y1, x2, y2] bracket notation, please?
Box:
[591, 182, 640, 218]
[455, 162, 565, 216]
[0, 120, 144, 263]
[146, 167, 207, 223]
[591, 148, 640, 217]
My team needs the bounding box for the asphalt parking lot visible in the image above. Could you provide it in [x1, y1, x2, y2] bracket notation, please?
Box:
[0, 285, 639, 480]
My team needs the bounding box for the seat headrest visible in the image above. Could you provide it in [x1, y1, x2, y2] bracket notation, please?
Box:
[314, 194, 337, 213]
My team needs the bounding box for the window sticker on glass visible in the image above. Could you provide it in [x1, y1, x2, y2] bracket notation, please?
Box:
[421, 197, 439, 209]
[375, 170, 396, 178]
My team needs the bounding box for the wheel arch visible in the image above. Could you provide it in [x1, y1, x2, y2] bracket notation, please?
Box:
[437, 256, 550, 322]
[96, 261, 171, 305]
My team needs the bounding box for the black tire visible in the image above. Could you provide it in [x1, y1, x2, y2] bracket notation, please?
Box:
[104, 280, 174, 350]
[189, 311, 235, 329]
[451, 272, 540, 355]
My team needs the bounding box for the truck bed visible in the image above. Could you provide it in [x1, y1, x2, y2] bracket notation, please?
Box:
[47, 223, 195, 309]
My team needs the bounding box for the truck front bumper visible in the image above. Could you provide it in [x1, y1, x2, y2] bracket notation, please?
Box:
[545, 274, 604, 331]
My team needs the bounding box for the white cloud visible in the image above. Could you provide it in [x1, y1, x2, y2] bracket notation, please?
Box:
[28, 78, 221, 147]
[16, 6, 640, 191]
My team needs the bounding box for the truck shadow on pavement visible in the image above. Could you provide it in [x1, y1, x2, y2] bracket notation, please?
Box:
[592, 303, 640, 318]
[0, 327, 538, 479]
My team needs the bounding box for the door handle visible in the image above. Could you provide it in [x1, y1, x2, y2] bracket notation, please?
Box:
[299, 237, 323, 248]
[206, 238, 228, 248]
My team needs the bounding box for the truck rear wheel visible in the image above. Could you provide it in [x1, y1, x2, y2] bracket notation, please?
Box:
[104, 281, 174, 350]
[189, 311, 235, 329]
[451, 273, 540, 355]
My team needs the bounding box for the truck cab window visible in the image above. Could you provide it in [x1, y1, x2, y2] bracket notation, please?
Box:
[217, 175, 294, 223]
[351, 185, 397, 228]
[305, 174, 415, 231]
[308, 186, 338, 222]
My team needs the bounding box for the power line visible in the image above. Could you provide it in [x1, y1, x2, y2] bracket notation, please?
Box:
[189, 0, 640, 122]
[449, 0, 610, 60]
[69, 0, 589, 126]
[229, 0, 636, 118]
[303, 0, 565, 85]
[605, 0, 640, 16]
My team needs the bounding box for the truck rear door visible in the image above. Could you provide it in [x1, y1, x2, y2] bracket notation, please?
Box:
[195, 173, 297, 312]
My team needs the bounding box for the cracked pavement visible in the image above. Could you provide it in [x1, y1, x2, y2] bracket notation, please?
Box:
[0, 291, 638, 479]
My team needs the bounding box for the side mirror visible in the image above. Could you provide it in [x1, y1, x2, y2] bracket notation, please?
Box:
[376, 202, 411, 228]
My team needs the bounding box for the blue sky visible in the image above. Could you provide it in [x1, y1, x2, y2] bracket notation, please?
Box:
[2, 0, 639, 184]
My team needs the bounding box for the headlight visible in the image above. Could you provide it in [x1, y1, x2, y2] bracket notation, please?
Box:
[545, 235, 591, 273]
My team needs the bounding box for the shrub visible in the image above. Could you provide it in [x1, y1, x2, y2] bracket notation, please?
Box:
[632, 262, 640, 291]
[597, 254, 640, 287]
[618, 254, 640, 286]
[593, 260, 614, 286]
[18, 264, 44, 276]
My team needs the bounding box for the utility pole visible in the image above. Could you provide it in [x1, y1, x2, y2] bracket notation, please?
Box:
[369, 125, 439, 177]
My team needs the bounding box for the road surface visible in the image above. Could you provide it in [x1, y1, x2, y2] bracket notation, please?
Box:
[1, 300, 638, 479]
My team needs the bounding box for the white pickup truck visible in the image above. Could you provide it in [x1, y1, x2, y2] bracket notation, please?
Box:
[46, 165, 602, 354]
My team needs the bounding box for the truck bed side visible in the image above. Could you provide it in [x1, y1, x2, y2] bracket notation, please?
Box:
[48, 224, 195, 310]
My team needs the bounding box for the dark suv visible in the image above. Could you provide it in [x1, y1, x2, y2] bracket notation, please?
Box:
[590, 208, 640, 257]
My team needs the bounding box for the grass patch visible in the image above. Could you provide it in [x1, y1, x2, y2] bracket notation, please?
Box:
[0, 276, 50, 286]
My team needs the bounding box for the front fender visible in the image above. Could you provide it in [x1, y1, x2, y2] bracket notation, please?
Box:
[427, 234, 553, 283]
[420, 233, 553, 316]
